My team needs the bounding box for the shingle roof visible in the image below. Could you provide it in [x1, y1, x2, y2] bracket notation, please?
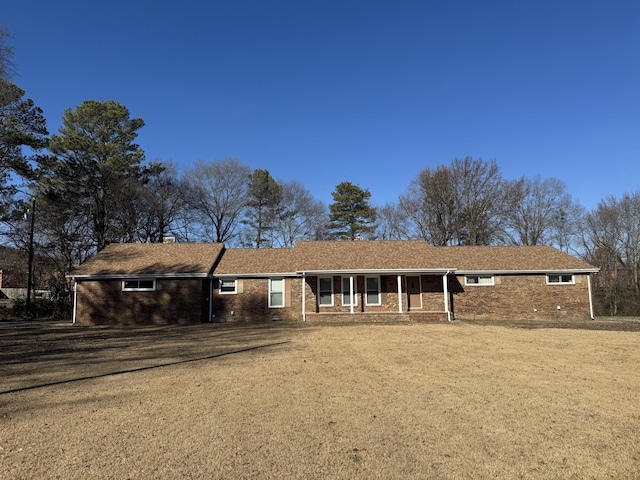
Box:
[293, 241, 596, 273]
[433, 245, 597, 272]
[68, 241, 598, 279]
[214, 248, 299, 275]
[68, 243, 224, 277]
[294, 240, 442, 272]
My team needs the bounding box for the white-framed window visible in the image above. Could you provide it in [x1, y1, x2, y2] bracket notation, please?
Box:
[219, 278, 237, 294]
[318, 277, 333, 307]
[365, 276, 381, 306]
[465, 275, 494, 286]
[269, 278, 284, 308]
[122, 279, 156, 292]
[342, 276, 357, 306]
[547, 274, 574, 285]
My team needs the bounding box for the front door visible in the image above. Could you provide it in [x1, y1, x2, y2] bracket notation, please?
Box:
[407, 276, 422, 310]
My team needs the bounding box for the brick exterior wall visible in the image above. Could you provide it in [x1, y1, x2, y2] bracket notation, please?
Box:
[213, 277, 303, 322]
[75, 278, 209, 325]
[75, 272, 593, 325]
[451, 273, 592, 320]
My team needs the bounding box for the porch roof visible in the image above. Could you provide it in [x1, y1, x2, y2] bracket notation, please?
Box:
[294, 240, 451, 272]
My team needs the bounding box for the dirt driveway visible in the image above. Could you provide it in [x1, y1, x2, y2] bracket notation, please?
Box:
[1, 321, 639, 479]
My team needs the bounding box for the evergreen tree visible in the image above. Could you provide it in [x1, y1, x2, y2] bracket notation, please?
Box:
[44, 100, 153, 252]
[243, 169, 282, 247]
[328, 181, 376, 240]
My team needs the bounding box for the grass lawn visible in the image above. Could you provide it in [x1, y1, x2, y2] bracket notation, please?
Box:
[1, 321, 639, 479]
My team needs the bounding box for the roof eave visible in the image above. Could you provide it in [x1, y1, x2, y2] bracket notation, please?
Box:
[455, 268, 600, 275]
[215, 272, 299, 278]
[296, 268, 456, 275]
[67, 272, 211, 280]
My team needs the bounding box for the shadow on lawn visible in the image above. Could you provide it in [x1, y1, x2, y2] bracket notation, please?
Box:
[0, 341, 288, 395]
[0, 323, 298, 395]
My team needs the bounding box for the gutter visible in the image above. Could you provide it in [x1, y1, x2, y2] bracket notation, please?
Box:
[66, 272, 211, 281]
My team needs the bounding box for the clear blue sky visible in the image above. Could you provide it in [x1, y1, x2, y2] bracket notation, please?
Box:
[4, 0, 639, 210]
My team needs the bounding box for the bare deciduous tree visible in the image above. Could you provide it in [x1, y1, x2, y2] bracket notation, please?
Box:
[581, 192, 640, 315]
[375, 202, 411, 240]
[400, 157, 502, 245]
[270, 180, 326, 247]
[501, 176, 574, 246]
[184, 158, 250, 243]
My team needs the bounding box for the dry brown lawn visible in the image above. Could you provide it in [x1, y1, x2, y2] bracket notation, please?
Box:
[1, 321, 639, 479]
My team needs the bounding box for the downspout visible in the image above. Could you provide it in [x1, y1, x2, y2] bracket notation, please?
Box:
[587, 273, 595, 320]
[72, 280, 78, 324]
[397, 275, 403, 313]
[443, 270, 451, 322]
[302, 274, 306, 322]
[208, 277, 214, 322]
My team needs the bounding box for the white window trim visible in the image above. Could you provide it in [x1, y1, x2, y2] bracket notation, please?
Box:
[365, 276, 381, 306]
[269, 278, 285, 308]
[122, 279, 156, 292]
[318, 276, 334, 307]
[465, 275, 495, 286]
[546, 274, 575, 285]
[219, 278, 237, 294]
[341, 276, 358, 307]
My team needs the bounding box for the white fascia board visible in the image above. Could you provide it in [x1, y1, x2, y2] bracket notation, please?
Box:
[455, 268, 599, 275]
[296, 268, 456, 275]
[66, 272, 211, 280]
[215, 272, 299, 278]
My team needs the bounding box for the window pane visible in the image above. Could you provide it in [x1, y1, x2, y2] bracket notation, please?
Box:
[319, 292, 332, 306]
[561, 275, 573, 283]
[365, 277, 380, 305]
[270, 279, 284, 307]
[548, 275, 560, 283]
[319, 278, 333, 306]
[123, 279, 155, 291]
[320, 278, 332, 290]
[271, 278, 283, 292]
[220, 279, 236, 293]
[270, 292, 283, 307]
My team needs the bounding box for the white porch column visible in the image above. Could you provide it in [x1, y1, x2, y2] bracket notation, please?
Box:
[302, 274, 306, 322]
[587, 273, 595, 320]
[349, 275, 355, 314]
[443, 272, 451, 322]
[208, 278, 213, 322]
[72, 280, 78, 324]
[397, 275, 403, 313]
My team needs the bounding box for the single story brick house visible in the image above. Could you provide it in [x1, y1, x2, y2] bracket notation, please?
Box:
[68, 243, 224, 325]
[67, 240, 598, 325]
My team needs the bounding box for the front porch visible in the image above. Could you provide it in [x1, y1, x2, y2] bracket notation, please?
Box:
[299, 271, 459, 322]
[303, 311, 451, 323]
